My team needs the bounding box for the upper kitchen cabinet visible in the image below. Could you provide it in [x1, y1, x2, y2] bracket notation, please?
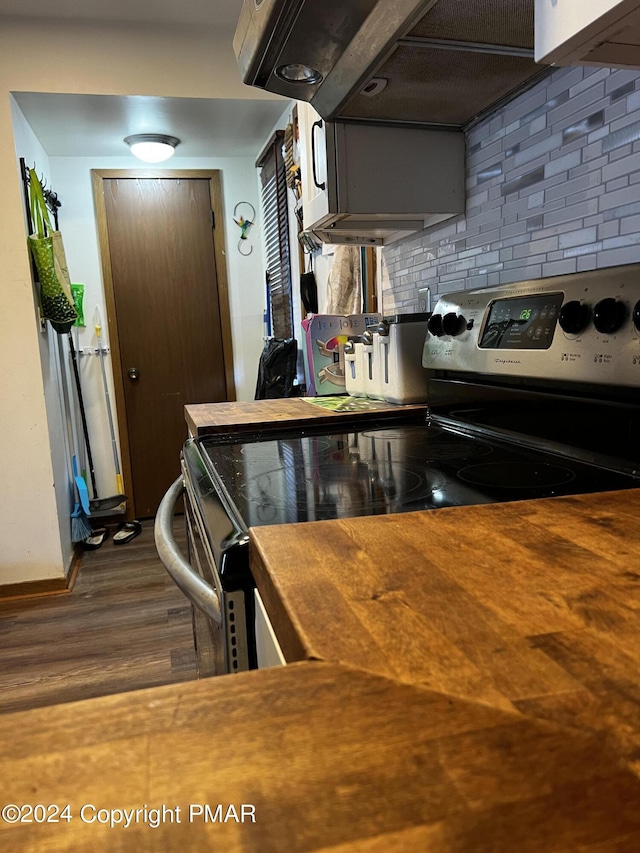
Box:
[234, 0, 550, 128]
[536, 0, 640, 68]
[296, 101, 465, 246]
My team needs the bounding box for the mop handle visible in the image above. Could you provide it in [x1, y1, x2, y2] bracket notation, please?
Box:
[67, 333, 98, 499]
[95, 316, 123, 490]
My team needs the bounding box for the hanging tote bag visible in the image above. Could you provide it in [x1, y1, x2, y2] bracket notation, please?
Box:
[27, 169, 77, 334]
[254, 337, 298, 399]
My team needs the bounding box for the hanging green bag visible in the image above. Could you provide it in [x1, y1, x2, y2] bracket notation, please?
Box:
[27, 169, 77, 334]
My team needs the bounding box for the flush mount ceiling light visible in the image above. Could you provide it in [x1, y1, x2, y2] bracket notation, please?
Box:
[275, 63, 323, 85]
[124, 134, 181, 163]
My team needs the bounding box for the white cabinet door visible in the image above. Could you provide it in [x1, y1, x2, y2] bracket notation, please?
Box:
[254, 589, 286, 669]
[298, 100, 331, 228]
[536, 0, 640, 66]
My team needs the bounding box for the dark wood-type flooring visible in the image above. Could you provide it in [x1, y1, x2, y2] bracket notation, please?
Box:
[0, 519, 197, 714]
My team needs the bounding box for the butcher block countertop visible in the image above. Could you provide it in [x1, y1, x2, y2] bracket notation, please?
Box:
[1, 661, 639, 851]
[185, 397, 428, 436]
[250, 489, 640, 777]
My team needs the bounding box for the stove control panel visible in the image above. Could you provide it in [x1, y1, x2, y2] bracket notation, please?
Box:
[422, 263, 640, 388]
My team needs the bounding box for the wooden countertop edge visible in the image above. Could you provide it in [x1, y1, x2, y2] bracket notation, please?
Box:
[0, 656, 604, 742]
[248, 489, 640, 671]
[185, 399, 428, 436]
[249, 538, 321, 664]
[2, 658, 640, 852]
[251, 535, 514, 704]
[250, 522, 471, 688]
[248, 488, 640, 777]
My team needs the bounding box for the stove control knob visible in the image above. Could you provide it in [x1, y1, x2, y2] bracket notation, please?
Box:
[633, 299, 640, 332]
[427, 314, 444, 337]
[593, 298, 626, 334]
[558, 300, 590, 334]
[442, 312, 467, 337]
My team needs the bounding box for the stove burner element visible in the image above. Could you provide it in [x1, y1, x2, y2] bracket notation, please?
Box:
[360, 426, 493, 461]
[239, 462, 447, 514]
[361, 426, 446, 440]
[240, 436, 336, 456]
[458, 462, 576, 491]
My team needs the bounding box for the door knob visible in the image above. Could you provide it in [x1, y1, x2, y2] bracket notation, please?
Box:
[128, 367, 139, 381]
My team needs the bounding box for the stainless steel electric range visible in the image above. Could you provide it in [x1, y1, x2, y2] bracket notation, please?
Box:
[155, 264, 640, 678]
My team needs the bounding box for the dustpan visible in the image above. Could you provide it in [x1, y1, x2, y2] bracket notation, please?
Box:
[90, 494, 127, 512]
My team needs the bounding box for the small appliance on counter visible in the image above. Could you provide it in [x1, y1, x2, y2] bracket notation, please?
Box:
[155, 264, 640, 679]
[344, 337, 366, 397]
[345, 313, 431, 404]
[344, 333, 378, 399]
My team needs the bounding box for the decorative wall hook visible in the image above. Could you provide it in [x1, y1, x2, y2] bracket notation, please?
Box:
[233, 201, 256, 255]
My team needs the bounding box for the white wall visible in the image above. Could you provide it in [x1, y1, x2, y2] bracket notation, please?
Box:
[7, 97, 69, 581]
[0, 16, 283, 586]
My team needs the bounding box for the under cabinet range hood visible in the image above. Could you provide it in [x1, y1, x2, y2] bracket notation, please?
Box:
[296, 104, 465, 246]
[233, 0, 551, 128]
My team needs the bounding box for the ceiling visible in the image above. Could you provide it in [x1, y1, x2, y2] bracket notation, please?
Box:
[4, 0, 290, 159]
[12, 93, 289, 159]
[0, 0, 244, 28]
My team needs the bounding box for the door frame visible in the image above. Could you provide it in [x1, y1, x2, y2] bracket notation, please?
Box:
[92, 169, 236, 516]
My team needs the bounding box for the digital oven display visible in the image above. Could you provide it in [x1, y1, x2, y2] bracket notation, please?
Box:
[479, 293, 563, 349]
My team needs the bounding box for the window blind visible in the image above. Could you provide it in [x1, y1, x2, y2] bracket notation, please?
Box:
[258, 132, 293, 340]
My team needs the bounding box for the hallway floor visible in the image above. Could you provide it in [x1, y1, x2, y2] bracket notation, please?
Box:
[0, 519, 197, 715]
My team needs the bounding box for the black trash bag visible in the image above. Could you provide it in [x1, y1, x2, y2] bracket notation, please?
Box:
[255, 337, 298, 399]
[300, 271, 318, 314]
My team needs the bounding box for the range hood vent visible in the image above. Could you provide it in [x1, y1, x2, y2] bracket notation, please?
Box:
[234, 0, 551, 128]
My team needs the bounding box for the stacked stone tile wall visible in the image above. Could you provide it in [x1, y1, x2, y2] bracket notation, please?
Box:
[381, 65, 640, 314]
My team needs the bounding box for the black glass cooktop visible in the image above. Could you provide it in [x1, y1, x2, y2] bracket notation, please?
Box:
[197, 421, 639, 531]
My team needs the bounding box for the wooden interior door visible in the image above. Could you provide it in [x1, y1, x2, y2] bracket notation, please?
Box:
[94, 172, 234, 518]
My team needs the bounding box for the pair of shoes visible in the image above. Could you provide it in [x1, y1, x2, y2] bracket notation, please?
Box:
[113, 519, 142, 545]
[82, 527, 108, 550]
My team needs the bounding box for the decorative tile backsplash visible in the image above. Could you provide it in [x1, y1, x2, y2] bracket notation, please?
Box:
[381, 65, 640, 314]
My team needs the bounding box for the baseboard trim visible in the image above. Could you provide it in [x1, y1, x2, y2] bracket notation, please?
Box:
[0, 546, 82, 602]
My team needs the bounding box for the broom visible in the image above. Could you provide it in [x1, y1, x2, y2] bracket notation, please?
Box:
[67, 364, 93, 543]
[70, 454, 92, 542]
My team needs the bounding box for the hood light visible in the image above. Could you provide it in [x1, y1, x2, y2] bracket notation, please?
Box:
[361, 77, 388, 98]
[276, 63, 323, 85]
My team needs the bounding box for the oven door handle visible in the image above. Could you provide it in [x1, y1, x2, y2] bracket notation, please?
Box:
[154, 476, 222, 625]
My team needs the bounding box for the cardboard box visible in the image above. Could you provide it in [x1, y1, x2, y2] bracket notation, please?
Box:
[302, 313, 380, 396]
